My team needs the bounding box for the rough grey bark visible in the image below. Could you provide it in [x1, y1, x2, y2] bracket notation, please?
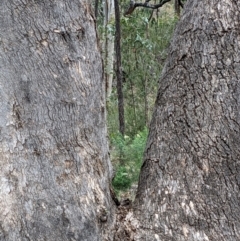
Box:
[134, 0, 240, 240]
[0, 1, 115, 240]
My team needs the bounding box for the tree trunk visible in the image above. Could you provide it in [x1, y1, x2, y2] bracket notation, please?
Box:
[103, 0, 115, 98]
[0, 1, 115, 240]
[174, 0, 181, 17]
[114, 0, 125, 136]
[95, 0, 100, 19]
[134, 0, 240, 240]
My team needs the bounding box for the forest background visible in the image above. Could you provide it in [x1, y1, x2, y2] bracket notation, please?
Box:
[94, 0, 179, 196]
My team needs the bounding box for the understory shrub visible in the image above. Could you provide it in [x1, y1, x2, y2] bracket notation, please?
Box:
[111, 128, 148, 194]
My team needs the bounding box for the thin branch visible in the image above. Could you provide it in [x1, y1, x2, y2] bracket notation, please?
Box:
[124, 0, 171, 16]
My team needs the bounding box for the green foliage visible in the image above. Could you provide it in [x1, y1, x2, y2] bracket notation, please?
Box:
[107, 6, 178, 137]
[112, 166, 132, 190]
[95, 2, 178, 194]
[107, 4, 178, 194]
[111, 128, 148, 194]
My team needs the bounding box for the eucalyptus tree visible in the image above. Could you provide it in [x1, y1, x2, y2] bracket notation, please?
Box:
[4, 1, 240, 241]
[0, 1, 115, 240]
[133, 0, 240, 240]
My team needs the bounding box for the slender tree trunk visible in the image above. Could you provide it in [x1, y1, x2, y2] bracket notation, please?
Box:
[114, 0, 125, 136]
[0, 1, 115, 240]
[103, 0, 115, 98]
[133, 0, 240, 240]
[174, 0, 181, 16]
[95, 0, 99, 19]
[144, 75, 149, 127]
[130, 77, 137, 131]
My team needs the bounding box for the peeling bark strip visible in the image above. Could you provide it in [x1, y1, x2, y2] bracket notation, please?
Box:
[135, 0, 240, 240]
[0, 1, 115, 240]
